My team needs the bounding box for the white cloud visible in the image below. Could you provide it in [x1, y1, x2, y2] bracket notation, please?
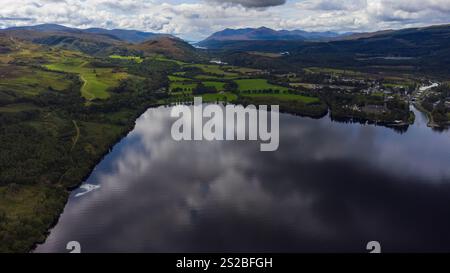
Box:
[297, 0, 366, 11]
[205, 0, 287, 8]
[0, 0, 449, 40]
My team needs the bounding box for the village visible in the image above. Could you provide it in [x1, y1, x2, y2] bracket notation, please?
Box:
[164, 56, 450, 128]
[197, 58, 449, 127]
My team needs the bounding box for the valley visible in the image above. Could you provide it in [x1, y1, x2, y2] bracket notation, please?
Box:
[0, 23, 449, 252]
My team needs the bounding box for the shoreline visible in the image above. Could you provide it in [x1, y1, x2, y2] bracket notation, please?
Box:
[413, 102, 449, 130]
[30, 99, 447, 252]
[29, 101, 165, 253]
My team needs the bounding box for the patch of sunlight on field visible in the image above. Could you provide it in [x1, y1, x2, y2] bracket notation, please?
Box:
[45, 59, 128, 100]
[203, 81, 226, 91]
[109, 55, 143, 63]
[168, 75, 192, 82]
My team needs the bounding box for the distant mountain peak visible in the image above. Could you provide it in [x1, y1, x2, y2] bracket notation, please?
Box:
[131, 36, 198, 61]
[7, 23, 81, 33]
[198, 27, 342, 47]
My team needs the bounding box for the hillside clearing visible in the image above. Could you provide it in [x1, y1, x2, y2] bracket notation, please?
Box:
[45, 59, 127, 100]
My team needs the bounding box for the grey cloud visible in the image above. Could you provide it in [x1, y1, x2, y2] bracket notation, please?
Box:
[100, 1, 142, 13]
[0, 17, 33, 21]
[1, 0, 450, 40]
[207, 0, 286, 8]
[297, 0, 366, 11]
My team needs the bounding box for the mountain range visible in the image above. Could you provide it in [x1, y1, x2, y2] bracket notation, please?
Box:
[215, 24, 450, 76]
[0, 24, 199, 60]
[2, 23, 450, 74]
[197, 26, 349, 47]
[3, 24, 171, 43]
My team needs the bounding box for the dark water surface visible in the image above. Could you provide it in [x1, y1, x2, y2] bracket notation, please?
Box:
[36, 106, 450, 253]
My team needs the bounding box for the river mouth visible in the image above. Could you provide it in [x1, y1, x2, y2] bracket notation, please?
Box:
[36, 105, 450, 253]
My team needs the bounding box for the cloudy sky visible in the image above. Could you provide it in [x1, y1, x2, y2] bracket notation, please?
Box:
[1, 0, 450, 40]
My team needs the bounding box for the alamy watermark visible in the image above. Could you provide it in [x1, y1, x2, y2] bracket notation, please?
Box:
[66, 241, 81, 253]
[65, 240, 381, 253]
[170, 97, 279, 152]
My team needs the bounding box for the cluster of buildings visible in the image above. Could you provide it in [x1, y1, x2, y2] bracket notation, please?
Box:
[209, 59, 228, 65]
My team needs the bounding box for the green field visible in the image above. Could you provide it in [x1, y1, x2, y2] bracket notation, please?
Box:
[45, 58, 128, 100]
[194, 74, 226, 80]
[187, 64, 239, 77]
[203, 81, 226, 91]
[170, 82, 197, 92]
[235, 79, 289, 92]
[168, 75, 192, 82]
[241, 93, 320, 104]
[152, 55, 187, 65]
[109, 55, 143, 63]
[202, 92, 237, 102]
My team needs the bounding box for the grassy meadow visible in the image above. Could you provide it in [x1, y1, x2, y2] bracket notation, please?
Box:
[109, 55, 143, 63]
[163, 58, 324, 107]
[236, 79, 289, 92]
[45, 58, 128, 100]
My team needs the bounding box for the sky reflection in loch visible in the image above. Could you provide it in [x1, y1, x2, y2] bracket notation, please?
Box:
[36, 106, 450, 253]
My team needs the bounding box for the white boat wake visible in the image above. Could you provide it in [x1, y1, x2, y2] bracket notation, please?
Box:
[75, 184, 101, 198]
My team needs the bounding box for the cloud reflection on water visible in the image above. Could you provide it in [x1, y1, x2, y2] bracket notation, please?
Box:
[36, 106, 450, 253]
